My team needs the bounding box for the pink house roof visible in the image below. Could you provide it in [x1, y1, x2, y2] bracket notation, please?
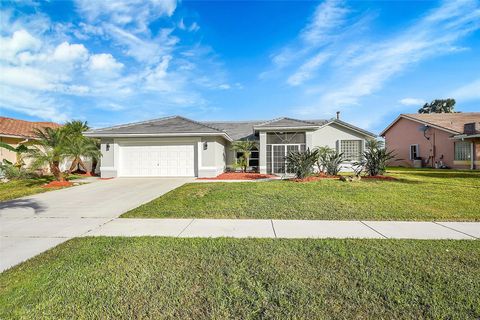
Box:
[380, 112, 480, 136]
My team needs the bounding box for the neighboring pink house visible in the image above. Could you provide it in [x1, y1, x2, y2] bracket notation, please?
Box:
[380, 113, 480, 170]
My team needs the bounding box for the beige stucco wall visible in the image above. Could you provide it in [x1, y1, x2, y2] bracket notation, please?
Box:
[383, 117, 476, 169]
[0, 136, 22, 164]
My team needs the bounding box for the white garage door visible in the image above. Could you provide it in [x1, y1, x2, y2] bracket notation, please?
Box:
[119, 144, 195, 177]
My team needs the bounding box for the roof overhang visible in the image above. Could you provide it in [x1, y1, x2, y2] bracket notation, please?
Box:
[0, 134, 34, 140]
[253, 125, 319, 131]
[84, 132, 234, 142]
[324, 120, 377, 138]
[380, 114, 460, 137]
[451, 133, 480, 140]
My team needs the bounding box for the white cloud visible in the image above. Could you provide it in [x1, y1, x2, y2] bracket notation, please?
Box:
[88, 53, 124, 72]
[451, 79, 480, 101]
[399, 98, 426, 106]
[287, 52, 330, 86]
[189, 22, 200, 32]
[53, 41, 88, 62]
[218, 84, 231, 90]
[292, 0, 480, 116]
[301, 0, 349, 45]
[75, 0, 177, 32]
[0, 29, 41, 62]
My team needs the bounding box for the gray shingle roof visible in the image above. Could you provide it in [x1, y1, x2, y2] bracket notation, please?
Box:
[201, 121, 263, 140]
[254, 117, 319, 128]
[86, 116, 375, 140]
[86, 116, 225, 135]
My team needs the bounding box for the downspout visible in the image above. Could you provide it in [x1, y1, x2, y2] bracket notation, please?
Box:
[471, 141, 475, 170]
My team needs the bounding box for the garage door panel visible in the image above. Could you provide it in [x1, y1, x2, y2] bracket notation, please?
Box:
[119, 144, 195, 177]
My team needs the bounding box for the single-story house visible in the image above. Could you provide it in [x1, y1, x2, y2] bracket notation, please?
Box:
[0, 116, 62, 166]
[85, 115, 376, 178]
[380, 112, 480, 170]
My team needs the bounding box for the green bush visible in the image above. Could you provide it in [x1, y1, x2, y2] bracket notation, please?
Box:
[354, 139, 395, 176]
[324, 151, 344, 175]
[286, 148, 319, 179]
[0, 161, 36, 180]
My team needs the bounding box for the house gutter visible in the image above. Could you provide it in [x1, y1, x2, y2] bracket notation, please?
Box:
[83, 132, 234, 142]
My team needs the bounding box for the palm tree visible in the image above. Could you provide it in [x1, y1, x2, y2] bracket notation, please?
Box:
[63, 120, 89, 135]
[27, 127, 67, 181]
[64, 136, 101, 175]
[62, 120, 101, 175]
[231, 140, 257, 172]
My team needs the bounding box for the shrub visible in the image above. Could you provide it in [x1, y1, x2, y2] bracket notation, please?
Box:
[353, 139, 395, 176]
[315, 146, 333, 173]
[324, 151, 345, 176]
[0, 160, 36, 180]
[286, 148, 319, 179]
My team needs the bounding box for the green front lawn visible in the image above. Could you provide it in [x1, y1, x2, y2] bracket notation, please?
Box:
[0, 175, 84, 202]
[0, 177, 55, 202]
[1, 238, 478, 319]
[123, 167, 480, 221]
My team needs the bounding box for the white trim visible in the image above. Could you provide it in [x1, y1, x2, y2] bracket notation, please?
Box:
[325, 120, 377, 138]
[254, 126, 319, 131]
[85, 132, 233, 141]
[100, 166, 116, 171]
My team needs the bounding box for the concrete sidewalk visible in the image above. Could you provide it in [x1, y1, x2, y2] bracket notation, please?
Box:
[0, 178, 193, 272]
[85, 218, 480, 240]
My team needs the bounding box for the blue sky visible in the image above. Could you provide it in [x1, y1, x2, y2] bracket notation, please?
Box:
[0, 0, 479, 133]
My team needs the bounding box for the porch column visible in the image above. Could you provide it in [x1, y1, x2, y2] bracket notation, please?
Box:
[306, 131, 313, 150]
[259, 132, 267, 174]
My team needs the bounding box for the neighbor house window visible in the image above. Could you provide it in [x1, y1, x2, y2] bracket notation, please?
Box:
[409, 144, 419, 160]
[454, 141, 471, 161]
[339, 140, 363, 161]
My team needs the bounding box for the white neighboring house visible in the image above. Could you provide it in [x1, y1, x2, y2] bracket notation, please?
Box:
[84, 115, 376, 178]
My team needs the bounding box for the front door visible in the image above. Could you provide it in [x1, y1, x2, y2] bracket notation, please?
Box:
[270, 144, 303, 174]
[272, 145, 286, 174]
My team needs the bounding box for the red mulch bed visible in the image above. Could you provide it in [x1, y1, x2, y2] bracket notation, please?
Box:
[361, 175, 398, 181]
[198, 172, 276, 180]
[43, 181, 73, 188]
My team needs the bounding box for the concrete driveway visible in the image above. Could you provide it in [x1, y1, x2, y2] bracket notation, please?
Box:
[0, 178, 192, 272]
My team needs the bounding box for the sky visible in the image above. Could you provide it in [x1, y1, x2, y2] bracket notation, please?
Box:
[0, 0, 479, 134]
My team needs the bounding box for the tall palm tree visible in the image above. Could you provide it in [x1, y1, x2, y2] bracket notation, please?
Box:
[27, 127, 67, 181]
[63, 120, 89, 135]
[231, 140, 257, 172]
[64, 136, 101, 175]
[62, 120, 101, 175]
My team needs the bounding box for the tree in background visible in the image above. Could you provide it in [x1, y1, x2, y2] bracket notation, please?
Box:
[418, 99, 456, 114]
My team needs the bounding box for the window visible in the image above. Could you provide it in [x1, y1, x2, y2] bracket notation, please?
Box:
[236, 147, 259, 167]
[339, 140, 363, 161]
[454, 141, 471, 161]
[409, 144, 419, 160]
